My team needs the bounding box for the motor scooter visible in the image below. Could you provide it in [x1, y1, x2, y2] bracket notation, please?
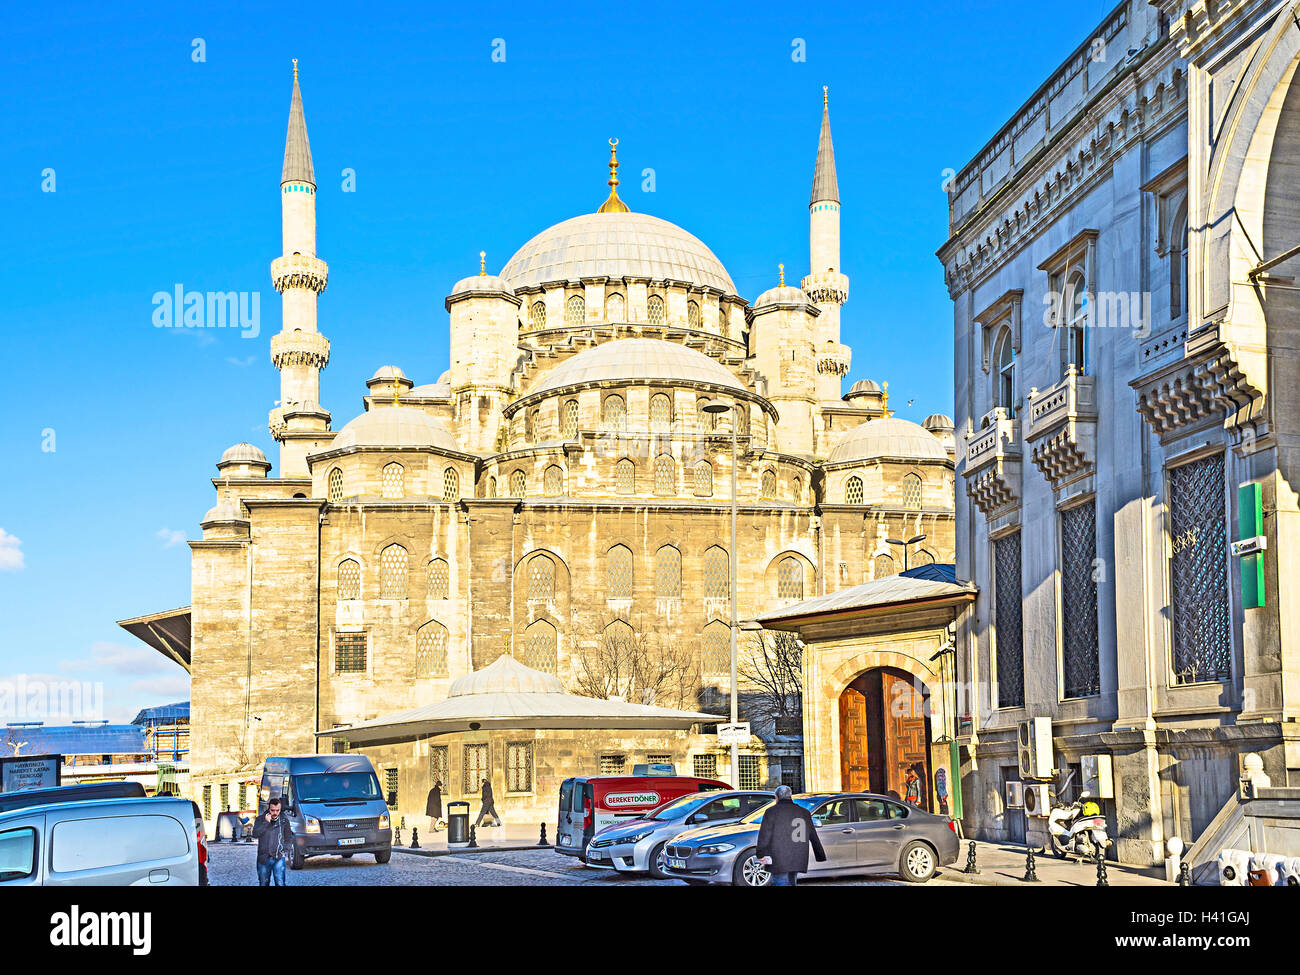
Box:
[1047, 792, 1111, 859]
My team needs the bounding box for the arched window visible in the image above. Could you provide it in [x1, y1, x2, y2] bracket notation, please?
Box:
[1061, 268, 1088, 375]
[608, 545, 633, 599]
[693, 461, 713, 497]
[845, 475, 864, 505]
[328, 467, 344, 504]
[654, 454, 676, 496]
[605, 293, 625, 322]
[873, 554, 896, 579]
[520, 620, 558, 674]
[603, 619, 636, 654]
[655, 545, 682, 598]
[646, 294, 665, 325]
[650, 393, 672, 432]
[994, 326, 1015, 412]
[701, 621, 731, 677]
[527, 554, 556, 602]
[1171, 201, 1189, 319]
[565, 293, 585, 326]
[442, 467, 459, 502]
[718, 305, 729, 338]
[615, 458, 635, 495]
[486, 475, 497, 499]
[529, 300, 546, 329]
[696, 397, 716, 431]
[337, 558, 361, 600]
[509, 469, 527, 497]
[916, 549, 935, 566]
[427, 558, 449, 599]
[415, 620, 449, 677]
[544, 464, 564, 496]
[736, 408, 750, 437]
[776, 556, 803, 600]
[602, 395, 626, 431]
[381, 462, 404, 499]
[760, 469, 777, 500]
[687, 300, 701, 329]
[703, 546, 728, 600]
[380, 544, 408, 598]
[790, 477, 803, 504]
[902, 472, 923, 510]
[560, 399, 579, 439]
[526, 408, 539, 442]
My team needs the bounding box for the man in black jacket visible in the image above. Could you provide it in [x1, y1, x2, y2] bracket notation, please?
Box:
[755, 785, 826, 886]
[253, 797, 294, 885]
[475, 777, 499, 828]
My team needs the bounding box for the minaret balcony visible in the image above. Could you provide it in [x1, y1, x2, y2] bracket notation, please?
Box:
[800, 271, 849, 304]
[1025, 367, 1098, 488]
[815, 343, 851, 376]
[271, 330, 331, 370]
[961, 410, 1021, 515]
[271, 253, 329, 294]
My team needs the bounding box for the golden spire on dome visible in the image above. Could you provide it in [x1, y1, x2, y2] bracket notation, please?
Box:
[597, 138, 631, 214]
[779, 263, 785, 287]
[479, 250, 487, 276]
[391, 376, 402, 406]
[882, 380, 893, 418]
[293, 58, 299, 81]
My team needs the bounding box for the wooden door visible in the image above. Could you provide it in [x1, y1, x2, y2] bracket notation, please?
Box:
[839, 685, 870, 792]
[882, 671, 930, 809]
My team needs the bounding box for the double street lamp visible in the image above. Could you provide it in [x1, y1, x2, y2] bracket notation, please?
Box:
[702, 398, 740, 788]
[885, 532, 927, 572]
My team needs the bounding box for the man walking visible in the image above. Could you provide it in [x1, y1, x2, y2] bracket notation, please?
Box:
[253, 796, 294, 886]
[426, 779, 444, 833]
[475, 776, 499, 828]
[755, 785, 826, 887]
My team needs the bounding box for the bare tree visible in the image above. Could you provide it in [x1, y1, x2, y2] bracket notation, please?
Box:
[571, 619, 703, 713]
[738, 630, 803, 734]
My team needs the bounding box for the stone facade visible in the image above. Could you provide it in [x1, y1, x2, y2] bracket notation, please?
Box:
[936, 0, 1300, 864]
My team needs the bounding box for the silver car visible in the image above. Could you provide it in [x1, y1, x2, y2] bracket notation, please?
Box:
[585, 790, 772, 878]
[661, 792, 960, 886]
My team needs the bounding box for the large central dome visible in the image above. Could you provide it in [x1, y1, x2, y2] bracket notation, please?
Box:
[500, 212, 736, 294]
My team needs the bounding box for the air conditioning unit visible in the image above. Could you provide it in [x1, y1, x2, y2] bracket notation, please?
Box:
[1081, 754, 1114, 799]
[1018, 717, 1054, 780]
[1022, 783, 1052, 817]
[1004, 780, 1024, 809]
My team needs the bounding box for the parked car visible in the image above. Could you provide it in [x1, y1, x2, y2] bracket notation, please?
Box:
[587, 790, 772, 878]
[260, 755, 392, 868]
[0, 796, 201, 886]
[556, 774, 730, 862]
[661, 792, 960, 885]
[185, 800, 210, 886]
[0, 781, 145, 815]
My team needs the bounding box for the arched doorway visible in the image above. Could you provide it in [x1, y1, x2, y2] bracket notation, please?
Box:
[839, 667, 933, 810]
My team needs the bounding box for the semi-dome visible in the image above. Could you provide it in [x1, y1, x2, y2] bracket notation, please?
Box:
[828, 416, 950, 463]
[219, 442, 268, 466]
[202, 500, 247, 523]
[526, 338, 747, 397]
[448, 653, 564, 697]
[500, 212, 735, 294]
[330, 406, 461, 453]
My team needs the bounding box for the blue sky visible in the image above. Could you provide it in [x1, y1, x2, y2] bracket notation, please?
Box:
[0, 0, 1115, 722]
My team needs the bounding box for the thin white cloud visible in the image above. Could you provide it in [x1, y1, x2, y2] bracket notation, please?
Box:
[61, 641, 178, 677]
[129, 674, 191, 699]
[0, 529, 24, 571]
[156, 528, 186, 548]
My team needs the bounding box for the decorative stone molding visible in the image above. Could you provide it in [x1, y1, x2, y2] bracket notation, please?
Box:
[270, 330, 331, 370]
[1132, 324, 1262, 442]
[975, 290, 1023, 373]
[271, 253, 329, 294]
[1026, 368, 1097, 487]
[800, 270, 849, 304]
[815, 343, 851, 376]
[962, 410, 1021, 515]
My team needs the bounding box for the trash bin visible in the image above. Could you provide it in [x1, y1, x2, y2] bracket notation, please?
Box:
[447, 801, 470, 847]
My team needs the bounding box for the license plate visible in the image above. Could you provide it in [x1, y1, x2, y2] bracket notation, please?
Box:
[668, 857, 687, 870]
[560, 834, 571, 846]
[589, 850, 607, 861]
[338, 837, 364, 847]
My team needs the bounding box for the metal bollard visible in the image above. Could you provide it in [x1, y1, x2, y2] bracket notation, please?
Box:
[1178, 861, 1191, 887]
[1095, 847, 1109, 887]
[963, 840, 979, 875]
[468, 824, 479, 849]
[410, 827, 420, 850]
[395, 817, 404, 847]
[538, 823, 550, 847]
[1022, 845, 1040, 883]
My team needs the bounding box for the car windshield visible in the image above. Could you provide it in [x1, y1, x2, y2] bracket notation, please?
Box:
[292, 772, 382, 803]
[650, 794, 710, 821]
[740, 797, 819, 824]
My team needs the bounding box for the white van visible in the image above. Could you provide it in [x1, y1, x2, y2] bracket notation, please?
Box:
[0, 797, 200, 886]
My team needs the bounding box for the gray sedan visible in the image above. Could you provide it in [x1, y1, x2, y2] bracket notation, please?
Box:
[585, 790, 772, 878]
[661, 792, 960, 886]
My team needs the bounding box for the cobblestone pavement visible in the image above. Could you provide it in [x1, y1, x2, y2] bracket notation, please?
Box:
[208, 843, 962, 887]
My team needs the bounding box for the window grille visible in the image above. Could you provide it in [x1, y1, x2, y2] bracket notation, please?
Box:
[442, 467, 459, 502]
[615, 459, 635, 495]
[993, 531, 1024, 708]
[647, 295, 665, 325]
[384, 768, 398, 808]
[202, 785, 211, 821]
[509, 469, 527, 497]
[790, 477, 802, 503]
[520, 621, 558, 674]
[781, 757, 804, 791]
[761, 470, 777, 499]
[693, 462, 713, 497]
[220, 783, 229, 812]
[602, 395, 626, 431]
[487, 476, 497, 498]
[544, 465, 564, 496]
[845, 476, 863, 504]
[655, 546, 682, 597]
[873, 554, 895, 579]
[703, 546, 728, 599]
[561, 399, 579, 438]
[696, 398, 716, 431]
[600, 754, 626, 775]
[693, 754, 717, 780]
[429, 745, 449, 790]
[1060, 501, 1100, 698]
[529, 300, 546, 329]
[777, 556, 803, 600]
[381, 462, 404, 499]
[718, 307, 729, 338]
[337, 559, 361, 600]
[701, 622, 730, 676]
[687, 300, 701, 328]
[1169, 454, 1231, 683]
[527, 554, 555, 602]
[737, 755, 762, 790]
[605, 293, 625, 322]
[380, 544, 408, 598]
[608, 545, 633, 598]
[654, 455, 676, 495]
[328, 467, 344, 503]
[428, 558, 449, 600]
[902, 473, 923, 509]
[462, 744, 488, 794]
[506, 742, 534, 793]
[415, 621, 449, 677]
[650, 393, 672, 432]
[336, 632, 367, 673]
[565, 294, 585, 326]
[647, 753, 672, 768]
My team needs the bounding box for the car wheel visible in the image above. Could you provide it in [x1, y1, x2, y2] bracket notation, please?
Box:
[374, 849, 392, 865]
[733, 848, 772, 887]
[648, 842, 670, 880]
[899, 841, 936, 883]
[290, 847, 305, 871]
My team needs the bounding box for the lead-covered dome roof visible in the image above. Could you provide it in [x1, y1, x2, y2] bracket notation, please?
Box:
[448, 653, 564, 697]
[330, 406, 460, 453]
[828, 416, 949, 463]
[526, 338, 746, 396]
[500, 212, 735, 294]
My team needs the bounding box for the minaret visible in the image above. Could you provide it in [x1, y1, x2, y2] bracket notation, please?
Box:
[269, 59, 331, 476]
[802, 87, 851, 447]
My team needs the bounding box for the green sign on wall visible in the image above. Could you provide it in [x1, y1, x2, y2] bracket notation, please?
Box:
[1238, 482, 1265, 609]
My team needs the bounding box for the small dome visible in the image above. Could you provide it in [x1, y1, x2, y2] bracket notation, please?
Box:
[848, 379, 882, 396]
[202, 500, 247, 523]
[218, 443, 269, 466]
[448, 653, 565, 697]
[408, 382, 451, 399]
[370, 365, 407, 382]
[330, 406, 461, 453]
[923, 413, 955, 432]
[527, 338, 746, 397]
[752, 285, 811, 307]
[828, 416, 950, 463]
[450, 273, 513, 295]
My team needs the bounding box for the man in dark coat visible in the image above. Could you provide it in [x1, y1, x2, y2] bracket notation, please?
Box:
[475, 777, 499, 827]
[755, 785, 826, 886]
[426, 780, 444, 832]
[252, 796, 294, 886]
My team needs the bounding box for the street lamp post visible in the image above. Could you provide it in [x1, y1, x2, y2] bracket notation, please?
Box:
[703, 398, 740, 787]
[885, 532, 927, 573]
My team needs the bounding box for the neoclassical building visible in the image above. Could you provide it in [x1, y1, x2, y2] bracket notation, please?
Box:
[938, 0, 1300, 864]
[135, 69, 957, 822]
